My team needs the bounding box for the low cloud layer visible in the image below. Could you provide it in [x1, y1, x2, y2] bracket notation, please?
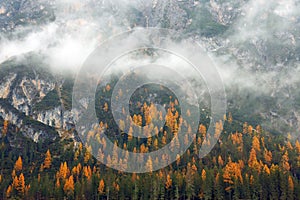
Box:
[0, 0, 131, 71]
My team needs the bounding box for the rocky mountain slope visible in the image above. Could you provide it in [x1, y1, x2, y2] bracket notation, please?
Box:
[0, 54, 77, 142]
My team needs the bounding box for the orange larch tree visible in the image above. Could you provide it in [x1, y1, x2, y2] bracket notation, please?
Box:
[59, 162, 69, 179]
[14, 156, 22, 172]
[98, 179, 105, 195]
[295, 140, 300, 153]
[146, 156, 153, 172]
[6, 185, 12, 198]
[248, 148, 261, 172]
[218, 155, 224, 166]
[198, 124, 206, 137]
[252, 135, 261, 152]
[17, 173, 25, 195]
[281, 151, 291, 172]
[165, 174, 172, 189]
[264, 148, 272, 165]
[223, 157, 243, 192]
[2, 120, 8, 135]
[12, 176, 19, 189]
[83, 166, 92, 181]
[201, 169, 206, 181]
[64, 175, 74, 195]
[44, 149, 52, 169]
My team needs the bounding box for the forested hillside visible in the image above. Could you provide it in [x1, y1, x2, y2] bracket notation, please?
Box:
[1, 0, 300, 199]
[0, 82, 299, 199]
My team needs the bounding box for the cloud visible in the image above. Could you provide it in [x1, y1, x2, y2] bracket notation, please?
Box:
[0, 23, 57, 64]
[0, 0, 131, 72]
[230, 0, 299, 42]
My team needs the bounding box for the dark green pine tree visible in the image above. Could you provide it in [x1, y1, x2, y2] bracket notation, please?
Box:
[279, 172, 288, 200]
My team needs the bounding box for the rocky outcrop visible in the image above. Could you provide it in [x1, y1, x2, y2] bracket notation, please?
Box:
[0, 99, 57, 142]
[0, 56, 76, 141]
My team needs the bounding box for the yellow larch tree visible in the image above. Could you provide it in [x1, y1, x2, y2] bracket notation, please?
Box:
[56, 178, 60, 189]
[218, 155, 224, 166]
[25, 184, 30, 196]
[264, 148, 272, 165]
[295, 140, 300, 153]
[98, 179, 105, 195]
[281, 151, 290, 172]
[153, 138, 159, 150]
[59, 162, 69, 179]
[83, 166, 92, 181]
[288, 175, 294, 191]
[255, 125, 261, 133]
[146, 156, 153, 172]
[214, 121, 223, 138]
[176, 154, 181, 166]
[6, 185, 12, 198]
[263, 164, 270, 175]
[231, 132, 243, 152]
[14, 156, 22, 172]
[223, 157, 243, 191]
[248, 125, 253, 134]
[103, 102, 109, 112]
[261, 137, 265, 148]
[44, 149, 52, 169]
[161, 135, 167, 146]
[201, 169, 206, 181]
[84, 145, 92, 164]
[286, 141, 293, 150]
[198, 124, 206, 137]
[248, 148, 261, 172]
[17, 173, 25, 194]
[242, 122, 248, 134]
[112, 141, 119, 165]
[63, 175, 74, 195]
[12, 176, 19, 189]
[191, 164, 197, 173]
[113, 182, 120, 192]
[165, 174, 172, 189]
[2, 120, 8, 135]
[228, 112, 233, 124]
[252, 135, 261, 152]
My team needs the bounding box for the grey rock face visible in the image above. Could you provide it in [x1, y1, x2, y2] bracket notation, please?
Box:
[0, 55, 77, 142]
[0, 0, 55, 32]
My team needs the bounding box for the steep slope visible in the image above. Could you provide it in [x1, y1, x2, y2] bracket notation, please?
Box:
[0, 53, 77, 141]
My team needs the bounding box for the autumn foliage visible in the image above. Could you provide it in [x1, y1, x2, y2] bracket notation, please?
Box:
[0, 83, 300, 200]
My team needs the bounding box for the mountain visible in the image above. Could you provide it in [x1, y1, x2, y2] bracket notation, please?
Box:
[0, 53, 78, 142]
[1, 0, 299, 137]
[0, 0, 300, 199]
[0, 66, 299, 199]
[0, 0, 55, 32]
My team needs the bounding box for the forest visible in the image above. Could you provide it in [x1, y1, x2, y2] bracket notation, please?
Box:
[0, 81, 299, 200]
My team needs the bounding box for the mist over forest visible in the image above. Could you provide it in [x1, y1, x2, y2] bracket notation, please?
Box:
[0, 1, 300, 199]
